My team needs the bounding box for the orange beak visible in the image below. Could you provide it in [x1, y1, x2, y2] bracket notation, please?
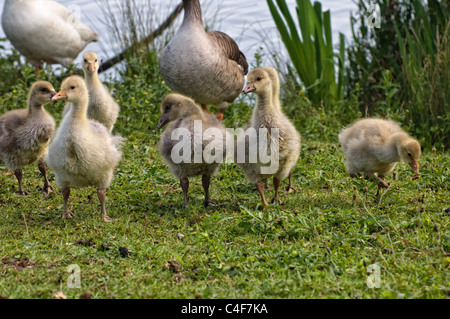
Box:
[87, 63, 96, 72]
[409, 161, 419, 174]
[243, 82, 256, 94]
[52, 89, 68, 101]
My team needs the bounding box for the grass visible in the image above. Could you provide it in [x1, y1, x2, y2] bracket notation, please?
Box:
[0, 51, 449, 299]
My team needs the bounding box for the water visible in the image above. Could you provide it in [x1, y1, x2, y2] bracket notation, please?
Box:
[0, 0, 357, 79]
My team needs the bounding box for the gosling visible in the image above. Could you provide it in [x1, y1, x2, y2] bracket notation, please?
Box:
[237, 67, 301, 208]
[62, 51, 120, 132]
[47, 76, 124, 222]
[338, 118, 421, 195]
[157, 93, 230, 208]
[0, 81, 56, 195]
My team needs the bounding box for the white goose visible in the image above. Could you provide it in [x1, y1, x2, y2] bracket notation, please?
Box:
[159, 0, 248, 121]
[1, 0, 98, 69]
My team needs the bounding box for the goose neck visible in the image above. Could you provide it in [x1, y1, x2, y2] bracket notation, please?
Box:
[68, 99, 89, 121]
[255, 91, 275, 112]
[182, 0, 203, 27]
[27, 100, 44, 115]
[85, 71, 101, 85]
[381, 133, 409, 162]
[184, 104, 203, 119]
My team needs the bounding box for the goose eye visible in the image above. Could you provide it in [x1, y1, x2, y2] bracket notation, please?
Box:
[257, 77, 262, 81]
[70, 86, 75, 90]
[84, 59, 87, 63]
[408, 152, 412, 157]
[165, 105, 171, 112]
[95, 59, 98, 62]
[40, 88, 48, 93]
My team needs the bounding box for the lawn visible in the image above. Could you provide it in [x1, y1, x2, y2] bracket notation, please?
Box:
[0, 64, 448, 300]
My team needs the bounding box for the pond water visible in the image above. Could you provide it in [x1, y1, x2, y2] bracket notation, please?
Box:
[0, 0, 357, 78]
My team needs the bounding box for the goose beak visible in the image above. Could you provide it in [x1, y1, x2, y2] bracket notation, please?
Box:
[50, 91, 57, 100]
[157, 114, 169, 129]
[409, 161, 419, 175]
[87, 63, 96, 72]
[243, 81, 256, 94]
[52, 89, 68, 101]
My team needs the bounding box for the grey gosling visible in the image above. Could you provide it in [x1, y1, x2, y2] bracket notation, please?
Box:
[157, 93, 230, 208]
[0, 81, 56, 195]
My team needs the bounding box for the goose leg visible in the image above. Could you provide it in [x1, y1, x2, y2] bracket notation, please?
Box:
[285, 171, 296, 193]
[98, 188, 115, 222]
[256, 180, 269, 209]
[392, 172, 397, 180]
[38, 162, 53, 195]
[377, 175, 389, 189]
[264, 179, 271, 190]
[270, 177, 283, 205]
[365, 173, 389, 189]
[216, 103, 227, 121]
[34, 65, 42, 78]
[62, 187, 74, 219]
[14, 168, 28, 196]
[216, 111, 224, 121]
[201, 104, 211, 114]
[180, 177, 189, 209]
[202, 174, 217, 207]
[376, 175, 388, 197]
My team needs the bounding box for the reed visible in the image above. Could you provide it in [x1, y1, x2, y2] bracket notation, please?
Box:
[267, 0, 346, 105]
[347, 0, 449, 149]
[394, 1, 449, 149]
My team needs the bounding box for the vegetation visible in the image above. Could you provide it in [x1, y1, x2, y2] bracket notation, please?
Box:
[0, 0, 449, 299]
[346, 0, 449, 149]
[267, 0, 346, 105]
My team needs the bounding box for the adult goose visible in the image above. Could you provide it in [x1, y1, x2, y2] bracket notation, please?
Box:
[159, 0, 248, 121]
[1, 0, 99, 70]
[338, 118, 421, 195]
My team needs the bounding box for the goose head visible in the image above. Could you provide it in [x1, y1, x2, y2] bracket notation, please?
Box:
[157, 93, 202, 129]
[242, 68, 272, 96]
[82, 51, 99, 73]
[398, 137, 421, 174]
[52, 76, 88, 105]
[29, 81, 57, 107]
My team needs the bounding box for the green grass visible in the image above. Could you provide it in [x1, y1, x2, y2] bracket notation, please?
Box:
[0, 53, 449, 299]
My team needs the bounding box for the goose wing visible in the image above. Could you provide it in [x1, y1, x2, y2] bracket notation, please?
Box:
[65, 139, 78, 166]
[207, 31, 248, 75]
[44, 0, 99, 42]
